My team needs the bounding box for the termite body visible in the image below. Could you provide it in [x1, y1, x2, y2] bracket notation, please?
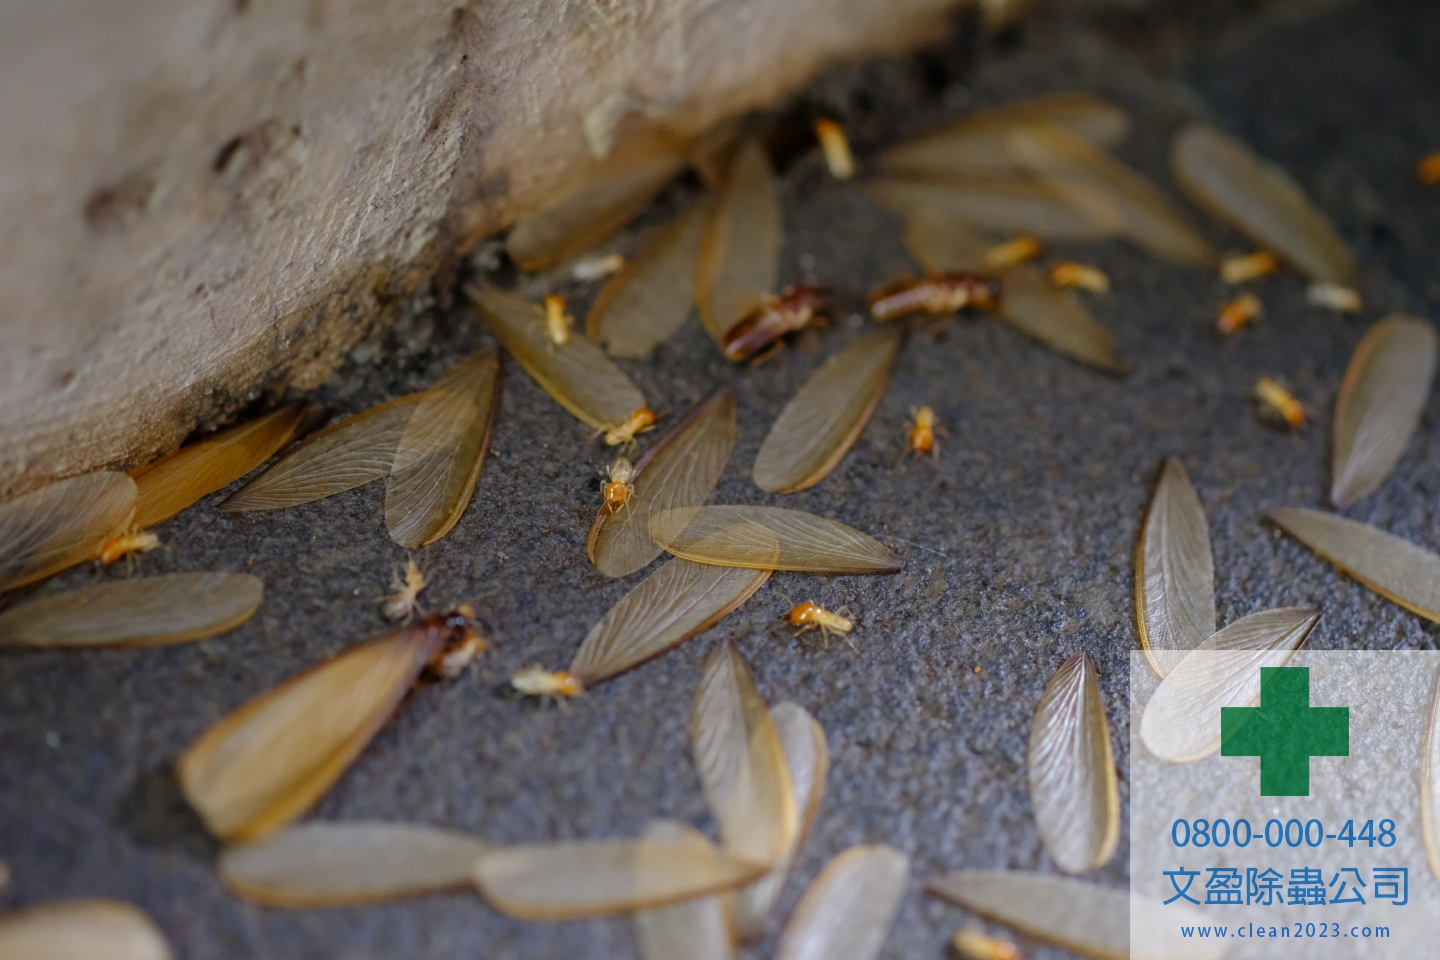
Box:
[603, 408, 658, 447]
[907, 406, 937, 459]
[98, 531, 161, 565]
[543, 294, 573, 346]
[1217, 293, 1263, 336]
[1049, 262, 1109, 293]
[785, 601, 856, 648]
[721, 287, 829, 361]
[869, 273, 1002, 321]
[511, 667, 585, 701]
[601, 457, 635, 514]
[383, 560, 428, 621]
[1255, 377, 1306, 429]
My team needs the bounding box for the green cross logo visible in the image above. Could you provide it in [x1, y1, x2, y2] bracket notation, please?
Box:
[1220, 667, 1348, 796]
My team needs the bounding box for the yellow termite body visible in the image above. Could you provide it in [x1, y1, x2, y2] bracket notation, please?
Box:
[1217, 293, 1263, 335]
[1305, 282, 1362, 313]
[511, 667, 585, 700]
[813, 118, 855, 180]
[601, 457, 635, 514]
[785, 601, 855, 648]
[603, 408, 658, 447]
[543, 294, 573, 346]
[982, 235, 1042, 270]
[1220, 250, 1278, 284]
[907, 406, 937, 458]
[98, 530, 161, 565]
[1049, 261, 1110, 293]
[383, 560, 428, 621]
[952, 927, 1022, 960]
[1255, 377, 1306, 429]
[1418, 151, 1440, 185]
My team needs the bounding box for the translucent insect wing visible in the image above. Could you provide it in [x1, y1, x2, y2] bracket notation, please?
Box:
[1423, 670, 1440, 881]
[384, 346, 502, 547]
[732, 702, 829, 943]
[633, 821, 738, 960]
[1331, 315, 1438, 508]
[218, 821, 489, 907]
[1171, 123, 1356, 284]
[472, 838, 768, 920]
[650, 505, 902, 574]
[772, 845, 910, 960]
[691, 642, 798, 865]
[570, 558, 770, 685]
[869, 177, 1110, 241]
[1269, 507, 1440, 623]
[468, 283, 645, 431]
[177, 625, 442, 840]
[904, 211, 992, 272]
[589, 198, 714, 357]
[0, 899, 173, 960]
[0, 572, 262, 649]
[0, 472, 136, 592]
[130, 404, 308, 528]
[588, 389, 737, 579]
[697, 140, 781, 342]
[1139, 607, 1319, 763]
[220, 394, 426, 512]
[1006, 125, 1217, 268]
[1135, 457, 1215, 678]
[999, 265, 1124, 373]
[927, 870, 1130, 960]
[1027, 652, 1119, 874]
[505, 150, 685, 272]
[753, 329, 903, 494]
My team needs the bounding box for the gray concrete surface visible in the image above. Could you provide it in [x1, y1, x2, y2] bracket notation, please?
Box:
[4, 1, 1440, 957]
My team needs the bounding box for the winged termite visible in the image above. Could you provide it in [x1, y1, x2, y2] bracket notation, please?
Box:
[569, 558, 770, 686]
[1420, 151, 1440, 185]
[1006, 125, 1217, 268]
[692, 642, 797, 865]
[505, 149, 686, 272]
[467, 283, 647, 436]
[868, 177, 1110, 241]
[0, 899, 173, 960]
[0, 472, 136, 593]
[1134, 457, 1215, 679]
[129, 403, 310, 528]
[1049, 262, 1109, 293]
[772, 845, 909, 960]
[0, 572, 262, 649]
[543, 294, 573, 346]
[784, 602, 855, 648]
[928, 871, 1130, 960]
[1424, 669, 1440, 881]
[382, 561, 427, 621]
[588, 389, 737, 579]
[721, 287, 830, 362]
[1331, 315, 1438, 507]
[1269, 507, 1440, 623]
[1140, 607, 1319, 763]
[218, 821, 489, 907]
[732, 702, 828, 943]
[632, 821, 737, 960]
[877, 93, 1129, 180]
[814, 119, 855, 180]
[1254, 377, 1306, 429]
[868, 273, 1001, 321]
[98, 530, 160, 565]
[601, 456, 636, 514]
[588, 198, 713, 358]
[1216, 293, 1262, 336]
[982, 234, 1041, 269]
[753, 329, 902, 493]
[697, 140, 781, 342]
[1306, 281, 1362, 313]
[1171, 123, 1356, 285]
[952, 927, 1021, 960]
[1027, 653, 1118, 874]
[650, 505, 902, 574]
[472, 836, 768, 920]
[906, 406, 937, 458]
[510, 667, 585, 700]
[177, 608, 484, 841]
[1220, 250, 1278, 284]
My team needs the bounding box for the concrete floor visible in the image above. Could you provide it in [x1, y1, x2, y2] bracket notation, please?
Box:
[4, 0, 1440, 957]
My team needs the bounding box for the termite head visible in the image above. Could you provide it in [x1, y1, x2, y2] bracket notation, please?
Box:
[604, 408, 658, 446]
[785, 602, 822, 625]
[99, 530, 161, 565]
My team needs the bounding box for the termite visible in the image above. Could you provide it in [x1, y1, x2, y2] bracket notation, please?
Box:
[906, 406, 938, 459]
[952, 927, 1022, 960]
[542, 294, 573, 346]
[98, 530, 161, 565]
[510, 667, 585, 701]
[1255, 377, 1306, 429]
[431, 605, 485, 677]
[721, 287, 829, 361]
[784, 601, 856, 649]
[571, 252, 624, 282]
[813, 118, 855, 180]
[869, 273, 1002, 321]
[1049, 261, 1110, 293]
[382, 560, 427, 621]
[982, 235, 1041, 270]
[1418, 151, 1440, 185]
[1216, 293, 1263, 336]
[1220, 250, 1278, 284]
[603, 408, 658, 447]
[1306, 282, 1362, 313]
[601, 457, 635, 515]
